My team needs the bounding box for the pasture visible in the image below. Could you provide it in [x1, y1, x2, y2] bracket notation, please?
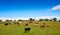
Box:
[0, 21, 60, 35]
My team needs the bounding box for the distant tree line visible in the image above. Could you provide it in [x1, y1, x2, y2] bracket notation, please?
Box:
[39, 18, 58, 21]
[29, 18, 60, 22]
[0, 18, 60, 23]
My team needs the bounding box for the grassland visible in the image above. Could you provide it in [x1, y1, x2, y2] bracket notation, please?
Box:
[0, 21, 60, 35]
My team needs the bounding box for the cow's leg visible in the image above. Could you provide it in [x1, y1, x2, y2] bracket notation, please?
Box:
[28, 28, 31, 32]
[24, 29, 27, 33]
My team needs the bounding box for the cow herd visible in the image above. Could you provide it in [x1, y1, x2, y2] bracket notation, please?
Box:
[24, 23, 50, 33]
[3, 21, 50, 33]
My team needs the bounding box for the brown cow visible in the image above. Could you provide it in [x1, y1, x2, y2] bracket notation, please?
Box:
[40, 23, 46, 28]
[40, 25, 45, 28]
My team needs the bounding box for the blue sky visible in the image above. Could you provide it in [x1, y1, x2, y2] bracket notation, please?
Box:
[0, 0, 60, 19]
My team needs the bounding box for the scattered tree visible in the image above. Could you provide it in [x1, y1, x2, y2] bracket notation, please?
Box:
[44, 19, 49, 21]
[0, 20, 2, 22]
[53, 18, 57, 21]
[50, 19, 52, 21]
[18, 19, 22, 21]
[29, 18, 35, 21]
[0, 20, 3, 24]
[39, 19, 44, 21]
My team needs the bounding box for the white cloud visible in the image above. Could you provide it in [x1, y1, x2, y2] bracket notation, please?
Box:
[51, 5, 60, 10]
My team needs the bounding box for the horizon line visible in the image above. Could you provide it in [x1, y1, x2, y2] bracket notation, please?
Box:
[0, 16, 60, 21]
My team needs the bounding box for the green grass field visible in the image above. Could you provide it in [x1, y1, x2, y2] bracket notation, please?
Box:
[0, 21, 60, 35]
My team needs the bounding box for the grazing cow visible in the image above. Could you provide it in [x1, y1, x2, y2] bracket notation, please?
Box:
[40, 23, 46, 28]
[24, 27, 31, 33]
[40, 25, 45, 28]
[17, 22, 20, 25]
[25, 24, 28, 26]
[4, 23, 8, 25]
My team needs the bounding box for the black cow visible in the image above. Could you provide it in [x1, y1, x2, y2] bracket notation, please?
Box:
[17, 22, 20, 25]
[4, 23, 8, 25]
[24, 27, 31, 33]
[25, 24, 28, 26]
